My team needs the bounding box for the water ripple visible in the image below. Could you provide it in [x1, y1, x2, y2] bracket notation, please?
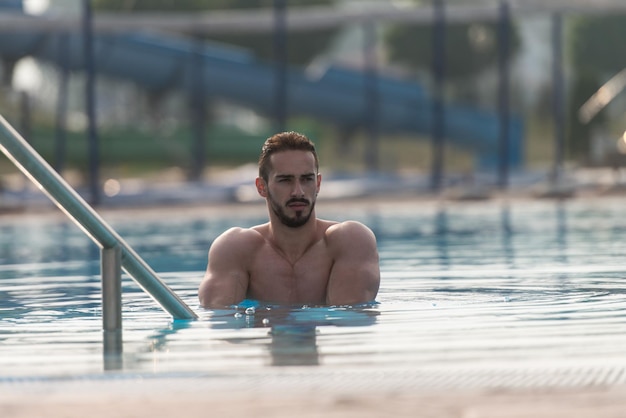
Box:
[2, 199, 626, 388]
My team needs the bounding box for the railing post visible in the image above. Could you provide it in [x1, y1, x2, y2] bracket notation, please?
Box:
[102, 245, 123, 370]
[102, 245, 122, 332]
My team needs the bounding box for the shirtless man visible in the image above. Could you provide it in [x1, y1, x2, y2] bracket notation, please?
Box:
[198, 131, 380, 308]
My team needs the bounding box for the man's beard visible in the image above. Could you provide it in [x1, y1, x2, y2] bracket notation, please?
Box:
[268, 192, 315, 228]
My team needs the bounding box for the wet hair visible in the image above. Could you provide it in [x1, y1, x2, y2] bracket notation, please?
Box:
[258, 131, 319, 181]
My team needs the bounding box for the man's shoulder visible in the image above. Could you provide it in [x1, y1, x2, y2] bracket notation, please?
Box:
[324, 219, 374, 234]
[212, 225, 266, 253]
[323, 220, 376, 245]
[220, 225, 264, 237]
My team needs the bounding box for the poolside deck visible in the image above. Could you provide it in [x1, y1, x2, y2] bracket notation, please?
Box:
[1, 372, 625, 418]
[1, 166, 626, 216]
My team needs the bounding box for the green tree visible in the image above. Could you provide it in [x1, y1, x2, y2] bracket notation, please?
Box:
[92, 0, 337, 66]
[566, 15, 626, 162]
[386, 20, 519, 81]
[568, 15, 626, 76]
[384, 0, 521, 86]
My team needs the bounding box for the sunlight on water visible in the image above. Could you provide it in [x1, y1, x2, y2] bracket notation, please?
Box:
[1, 198, 626, 387]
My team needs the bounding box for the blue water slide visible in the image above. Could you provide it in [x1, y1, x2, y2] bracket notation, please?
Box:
[0, 7, 523, 168]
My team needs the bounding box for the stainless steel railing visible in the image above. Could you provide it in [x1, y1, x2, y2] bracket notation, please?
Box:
[0, 114, 197, 321]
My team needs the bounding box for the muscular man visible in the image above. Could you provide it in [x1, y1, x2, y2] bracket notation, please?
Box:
[198, 131, 380, 308]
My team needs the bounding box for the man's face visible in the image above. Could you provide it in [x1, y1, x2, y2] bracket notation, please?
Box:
[260, 150, 321, 228]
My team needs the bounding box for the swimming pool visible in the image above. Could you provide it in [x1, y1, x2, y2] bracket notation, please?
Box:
[1, 197, 626, 390]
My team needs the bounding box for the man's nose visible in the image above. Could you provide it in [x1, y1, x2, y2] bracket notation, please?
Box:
[292, 180, 304, 196]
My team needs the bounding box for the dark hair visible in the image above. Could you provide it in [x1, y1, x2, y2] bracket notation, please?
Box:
[258, 131, 319, 181]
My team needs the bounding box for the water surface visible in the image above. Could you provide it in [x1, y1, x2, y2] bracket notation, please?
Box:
[1, 198, 626, 388]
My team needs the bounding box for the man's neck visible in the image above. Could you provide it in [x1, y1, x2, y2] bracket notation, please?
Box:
[268, 215, 319, 265]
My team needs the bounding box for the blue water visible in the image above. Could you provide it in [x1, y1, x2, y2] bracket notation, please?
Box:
[1, 198, 626, 386]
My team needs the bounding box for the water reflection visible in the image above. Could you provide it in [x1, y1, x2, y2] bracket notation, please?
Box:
[555, 202, 568, 264]
[103, 329, 123, 371]
[269, 325, 319, 366]
[500, 203, 515, 267]
[236, 304, 377, 366]
[434, 206, 449, 268]
[139, 303, 379, 369]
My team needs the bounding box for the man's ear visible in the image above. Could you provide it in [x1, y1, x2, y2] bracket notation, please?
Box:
[256, 177, 268, 197]
[316, 173, 322, 195]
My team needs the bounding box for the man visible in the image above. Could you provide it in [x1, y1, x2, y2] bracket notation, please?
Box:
[198, 131, 380, 308]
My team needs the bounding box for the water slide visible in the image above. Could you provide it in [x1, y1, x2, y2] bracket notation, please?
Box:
[0, 3, 523, 169]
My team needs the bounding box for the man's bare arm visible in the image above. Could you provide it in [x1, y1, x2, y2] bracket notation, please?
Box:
[325, 221, 380, 306]
[198, 228, 252, 309]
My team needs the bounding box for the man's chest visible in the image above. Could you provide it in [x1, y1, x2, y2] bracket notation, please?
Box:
[247, 242, 334, 304]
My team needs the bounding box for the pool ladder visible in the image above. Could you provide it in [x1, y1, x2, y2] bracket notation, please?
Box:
[0, 114, 198, 327]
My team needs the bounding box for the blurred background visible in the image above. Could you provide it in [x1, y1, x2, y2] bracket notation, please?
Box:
[1, 0, 625, 206]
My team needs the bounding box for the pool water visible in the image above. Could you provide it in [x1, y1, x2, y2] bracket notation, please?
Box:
[1, 198, 626, 388]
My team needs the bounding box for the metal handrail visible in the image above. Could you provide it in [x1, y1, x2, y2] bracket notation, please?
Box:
[0, 114, 197, 320]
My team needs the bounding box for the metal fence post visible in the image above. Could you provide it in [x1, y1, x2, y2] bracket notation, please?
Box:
[497, 0, 511, 189]
[551, 13, 565, 185]
[273, 0, 287, 132]
[82, 0, 100, 205]
[430, 0, 446, 193]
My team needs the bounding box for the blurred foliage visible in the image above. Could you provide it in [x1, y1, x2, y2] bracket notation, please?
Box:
[92, 0, 338, 66]
[566, 14, 626, 162]
[385, 11, 521, 80]
[25, 124, 271, 172]
[568, 15, 626, 76]
[566, 72, 603, 163]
